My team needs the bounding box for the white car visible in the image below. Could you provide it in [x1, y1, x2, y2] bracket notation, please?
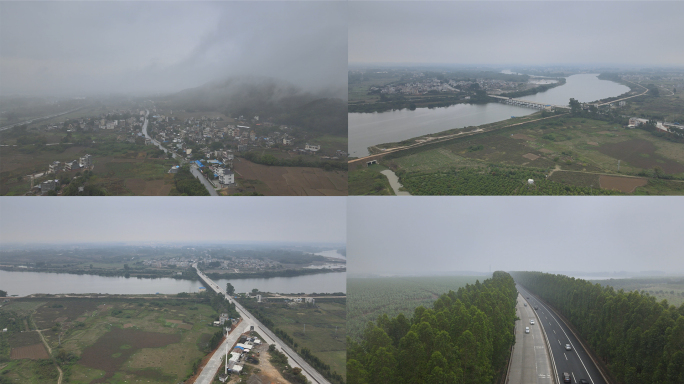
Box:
[525, 327, 530, 334]
[530, 320, 535, 325]
[565, 344, 572, 351]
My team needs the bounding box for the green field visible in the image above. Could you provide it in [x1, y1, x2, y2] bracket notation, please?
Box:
[347, 275, 489, 341]
[348, 164, 392, 195]
[0, 295, 225, 384]
[350, 113, 684, 195]
[239, 297, 346, 383]
[590, 276, 684, 307]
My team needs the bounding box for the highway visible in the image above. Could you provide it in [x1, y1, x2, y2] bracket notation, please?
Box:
[516, 284, 607, 384]
[508, 292, 553, 384]
[193, 264, 331, 384]
[0, 107, 85, 131]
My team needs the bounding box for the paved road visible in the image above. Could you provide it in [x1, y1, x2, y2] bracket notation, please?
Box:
[380, 169, 411, 195]
[517, 284, 607, 384]
[508, 292, 554, 384]
[193, 265, 331, 384]
[190, 165, 218, 196]
[194, 320, 251, 384]
[348, 113, 568, 166]
[0, 107, 84, 131]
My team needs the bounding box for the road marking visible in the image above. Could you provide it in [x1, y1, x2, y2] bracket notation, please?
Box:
[553, 330, 556, 334]
[572, 372, 576, 383]
[558, 340, 561, 345]
[564, 353, 568, 360]
[534, 296, 597, 384]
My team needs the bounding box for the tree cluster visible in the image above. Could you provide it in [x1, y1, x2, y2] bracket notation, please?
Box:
[347, 271, 518, 384]
[399, 167, 621, 196]
[169, 165, 210, 196]
[511, 272, 684, 384]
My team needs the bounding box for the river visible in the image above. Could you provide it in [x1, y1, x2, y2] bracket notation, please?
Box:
[518, 73, 630, 106]
[349, 103, 535, 157]
[349, 73, 630, 157]
[0, 270, 346, 296]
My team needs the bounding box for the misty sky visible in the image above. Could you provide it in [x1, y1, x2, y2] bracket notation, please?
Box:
[348, 197, 684, 276]
[0, 1, 347, 97]
[349, 1, 684, 66]
[0, 197, 346, 244]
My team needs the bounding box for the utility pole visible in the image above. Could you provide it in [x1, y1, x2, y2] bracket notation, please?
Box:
[618, 160, 621, 172]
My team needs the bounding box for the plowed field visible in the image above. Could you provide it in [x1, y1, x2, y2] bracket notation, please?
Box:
[599, 175, 648, 193]
[232, 159, 347, 195]
[10, 343, 49, 360]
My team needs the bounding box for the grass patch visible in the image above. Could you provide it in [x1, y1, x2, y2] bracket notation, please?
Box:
[348, 164, 392, 195]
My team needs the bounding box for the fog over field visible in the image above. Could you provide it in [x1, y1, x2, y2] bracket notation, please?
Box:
[349, 1, 684, 66]
[0, 1, 347, 98]
[348, 197, 684, 276]
[0, 197, 346, 245]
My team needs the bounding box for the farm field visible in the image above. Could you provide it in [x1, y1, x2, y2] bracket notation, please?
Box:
[350, 114, 684, 195]
[590, 276, 684, 307]
[238, 297, 346, 382]
[0, 126, 178, 196]
[228, 158, 347, 196]
[347, 275, 488, 341]
[0, 295, 227, 384]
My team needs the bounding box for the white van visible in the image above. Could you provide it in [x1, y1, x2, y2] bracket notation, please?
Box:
[525, 327, 530, 334]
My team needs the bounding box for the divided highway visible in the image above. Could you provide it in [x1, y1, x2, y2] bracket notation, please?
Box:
[193, 264, 331, 384]
[516, 284, 607, 384]
[508, 292, 553, 384]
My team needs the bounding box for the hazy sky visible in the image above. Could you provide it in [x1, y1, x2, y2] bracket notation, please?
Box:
[0, 1, 347, 97]
[0, 197, 346, 244]
[348, 197, 684, 276]
[349, 1, 684, 66]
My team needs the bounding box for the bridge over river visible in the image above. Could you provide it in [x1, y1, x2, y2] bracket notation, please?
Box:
[489, 95, 570, 110]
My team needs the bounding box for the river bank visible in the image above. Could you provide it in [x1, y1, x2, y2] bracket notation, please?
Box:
[0, 269, 346, 296]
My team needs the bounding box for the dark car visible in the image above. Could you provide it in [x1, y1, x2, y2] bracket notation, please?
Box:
[534, 306, 539, 310]
[579, 380, 589, 384]
[563, 372, 571, 383]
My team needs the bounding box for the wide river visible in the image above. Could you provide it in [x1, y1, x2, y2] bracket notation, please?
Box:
[349, 73, 630, 157]
[0, 270, 346, 296]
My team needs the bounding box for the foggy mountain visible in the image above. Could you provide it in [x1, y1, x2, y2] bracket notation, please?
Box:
[159, 76, 347, 136]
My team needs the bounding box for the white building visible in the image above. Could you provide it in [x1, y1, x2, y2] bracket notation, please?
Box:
[219, 170, 235, 185]
[48, 161, 62, 174]
[40, 180, 57, 193]
[283, 137, 293, 145]
[305, 144, 320, 152]
[79, 154, 93, 168]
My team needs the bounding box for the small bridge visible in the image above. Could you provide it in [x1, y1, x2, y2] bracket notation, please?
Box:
[489, 95, 570, 110]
